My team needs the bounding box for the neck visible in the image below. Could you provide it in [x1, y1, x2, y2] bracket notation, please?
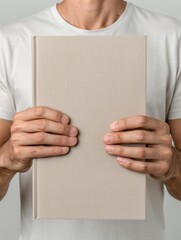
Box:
[57, 0, 127, 30]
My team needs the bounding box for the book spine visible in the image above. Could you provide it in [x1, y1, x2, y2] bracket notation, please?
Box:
[145, 36, 147, 116]
[32, 36, 38, 220]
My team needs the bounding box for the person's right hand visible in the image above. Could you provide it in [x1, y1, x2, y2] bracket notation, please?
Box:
[2, 106, 78, 173]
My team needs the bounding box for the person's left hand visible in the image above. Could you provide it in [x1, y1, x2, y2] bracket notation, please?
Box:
[103, 115, 173, 181]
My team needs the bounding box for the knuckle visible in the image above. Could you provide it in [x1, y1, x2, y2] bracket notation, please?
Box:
[34, 106, 45, 118]
[116, 146, 123, 155]
[36, 119, 47, 131]
[10, 135, 18, 145]
[136, 115, 148, 127]
[61, 136, 68, 145]
[56, 111, 62, 122]
[139, 164, 148, 173]
[137, 147, 146, 159]
[33, 147, 43, 157]
[35, 132, 45, 144]
[164, 148, 173, 159]
[125, 161, 132, 169]
[118, 133, 123, 141]
[59, 124, 66, 134]
[120, 119, 127, 129]
[13, 147, 22, 159]
[10, 124, 18, 134]
[136, 131, 146, 141]
[164, 135, 172, 145]
[12, 112, 20, 122]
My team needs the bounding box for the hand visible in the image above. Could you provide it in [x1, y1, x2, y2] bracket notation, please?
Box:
[2, 106, 78, 173]
[104, 115, 173, 181]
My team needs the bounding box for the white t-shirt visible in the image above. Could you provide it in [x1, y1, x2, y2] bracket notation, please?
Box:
[0, 2, 181, 240]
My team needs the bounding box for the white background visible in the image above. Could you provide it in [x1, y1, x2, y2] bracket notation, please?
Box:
[0, 0, 181, 239]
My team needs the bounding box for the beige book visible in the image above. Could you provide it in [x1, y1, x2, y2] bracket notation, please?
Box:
[33, 36, 146, 220]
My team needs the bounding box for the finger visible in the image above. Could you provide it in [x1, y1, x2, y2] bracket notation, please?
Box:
[104, 130, 170, 145]
[12, 119, 78, 137]
[117, 157, 168, 176]
[11, 146, 69, 160]
[105, 145, 167, 160]
[13, 106, 70, 124]
[110, 115, 170, 133]
[12, 132, 78, 147]
[16, 146, 70, 159]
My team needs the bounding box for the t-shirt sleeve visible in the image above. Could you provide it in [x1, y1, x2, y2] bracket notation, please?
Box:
[0, 30, 16, 120]
[167, 36, 181, 120]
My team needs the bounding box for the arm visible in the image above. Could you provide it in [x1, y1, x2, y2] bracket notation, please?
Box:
[103, 115, 181, 201]
[0, 107, 78, 201]
[0, 119, 15, 200]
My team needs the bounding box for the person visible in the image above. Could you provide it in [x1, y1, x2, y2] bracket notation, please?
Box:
[0, 0, 181, 239]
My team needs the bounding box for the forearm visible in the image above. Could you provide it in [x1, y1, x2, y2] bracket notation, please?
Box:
[0, 141, 16, 200]
[0, 168, 15, 200]
[163, 147, 181, 200]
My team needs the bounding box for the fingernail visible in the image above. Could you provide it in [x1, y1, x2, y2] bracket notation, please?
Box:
[62, 147, 69, 154]
[105, 145, 114, 153]
[104, 134, 112, 143]
[70, 127, 78, 136]
[62, 116, 69, 124]
[69, 137, 77, 145]
[111, 121, 119, 131]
